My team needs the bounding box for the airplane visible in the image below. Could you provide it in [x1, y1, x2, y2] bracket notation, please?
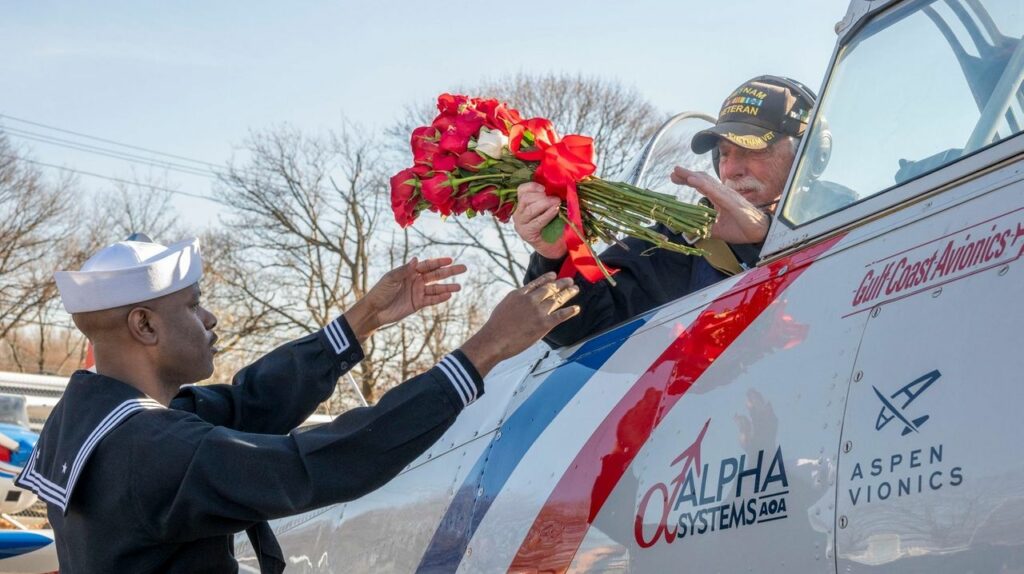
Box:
[229, 0, 1024, 571]
[0, 393, 58, 574]
[0, 371, 71, 432]
[5, 0, 1020, 571]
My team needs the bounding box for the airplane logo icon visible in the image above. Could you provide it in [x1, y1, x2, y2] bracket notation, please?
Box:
[873, 370, 941, 436]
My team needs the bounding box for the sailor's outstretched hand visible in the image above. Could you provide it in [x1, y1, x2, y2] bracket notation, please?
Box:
[347, 258, 466, 340]
[459, 272, 580, 377]
[370, 257, 467, 326]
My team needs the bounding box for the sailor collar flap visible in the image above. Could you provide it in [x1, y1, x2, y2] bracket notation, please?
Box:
[15, 371, 165, 514]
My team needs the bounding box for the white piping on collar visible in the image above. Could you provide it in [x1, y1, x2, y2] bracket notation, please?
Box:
[17, 398, 164, 511]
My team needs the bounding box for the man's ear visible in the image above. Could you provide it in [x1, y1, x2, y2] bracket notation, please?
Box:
[126, 307, 159, 346]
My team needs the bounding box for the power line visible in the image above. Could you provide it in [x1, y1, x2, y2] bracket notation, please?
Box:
[0, 114, 352, 213]
[2, 125, 223, 181]
[0, 113, 224, 171]
[0, 115, 298, 205]
[2, 154, 228, 206]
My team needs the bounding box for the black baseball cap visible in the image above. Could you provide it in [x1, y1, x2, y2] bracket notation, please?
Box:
[691, 77, 814, 154]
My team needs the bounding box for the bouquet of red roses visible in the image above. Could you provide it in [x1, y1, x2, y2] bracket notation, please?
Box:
[390, 93, 716, 283]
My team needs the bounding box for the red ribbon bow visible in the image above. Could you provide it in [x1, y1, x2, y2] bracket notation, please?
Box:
[510, 120, 612, 283]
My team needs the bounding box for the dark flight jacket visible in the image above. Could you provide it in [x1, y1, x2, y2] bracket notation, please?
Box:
[525, 223, 762, 348]
[15, 316, 483, 573]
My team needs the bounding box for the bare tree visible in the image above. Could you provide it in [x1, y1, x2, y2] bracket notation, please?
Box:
[215, 124, 472, 406]
[92, 179, 185, 242]
[197, 228, 294, 385]
[391, 73, 668, 287]
[0, 134, 77, 347]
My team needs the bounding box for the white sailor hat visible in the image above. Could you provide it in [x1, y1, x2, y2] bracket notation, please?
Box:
[54, 237, 203, 313]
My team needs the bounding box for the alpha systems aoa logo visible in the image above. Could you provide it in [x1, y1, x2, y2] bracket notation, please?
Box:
[633, 419, 790, 548]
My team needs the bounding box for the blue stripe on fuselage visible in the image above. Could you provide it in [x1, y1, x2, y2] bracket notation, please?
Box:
[415, 316, 649, 573]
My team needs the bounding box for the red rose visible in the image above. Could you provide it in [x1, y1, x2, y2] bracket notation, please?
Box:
[509, 118, 558, 162]
[454, 111, 485, 138]
[473, 98, 498, 113]
[437, 93, 470, 116]
[439, 129, 472, 154]
[411, 125, 437, 147]
[432, 114, 456, 132]
[390, 168, 417, 206]
[457, 150, 485, 172]
[390, 168, 421, 227]
[432, 153, 458, 173]
[488, 103, 524, 135]
[420, 173, 455, 215]
[394, 197, 419, 227]
[493, 200, 515, 222]
[469, 187, 500, 212]
[473, 98, 499, 127]
[453, 193, 472, 215]
[413, 144, 440, 165]
[412, 127, 441, 165]
[411, 164, 431, 176]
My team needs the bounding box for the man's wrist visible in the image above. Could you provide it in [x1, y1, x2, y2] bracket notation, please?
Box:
[344, 299, 380, 343]
[532, 242, 567, 261]
[459, 329, 505, 379]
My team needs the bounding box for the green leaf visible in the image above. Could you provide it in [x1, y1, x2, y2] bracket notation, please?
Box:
[541, 218, 564, 244]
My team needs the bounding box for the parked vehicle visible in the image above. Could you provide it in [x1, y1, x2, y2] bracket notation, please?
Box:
[0, 394, 57, 573]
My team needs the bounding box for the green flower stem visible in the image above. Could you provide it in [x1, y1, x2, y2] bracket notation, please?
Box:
[453, 174, 507, 184]
[581, 201, 707, 237]
[581, 189, 713, 224]
[580, 215, 706, 257]
[581, 179, 715, 217]
[581, 192, 714, 236]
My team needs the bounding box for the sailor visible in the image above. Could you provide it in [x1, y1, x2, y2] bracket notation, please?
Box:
[17, 236, 579, 573]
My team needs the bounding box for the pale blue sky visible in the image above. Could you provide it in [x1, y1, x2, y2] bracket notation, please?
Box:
[0, 0, 850, 224]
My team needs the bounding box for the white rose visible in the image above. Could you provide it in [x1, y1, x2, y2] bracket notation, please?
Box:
[472, 127, 508, 160]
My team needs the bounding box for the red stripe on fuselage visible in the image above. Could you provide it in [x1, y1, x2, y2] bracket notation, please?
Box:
[507, 236, 843, 573]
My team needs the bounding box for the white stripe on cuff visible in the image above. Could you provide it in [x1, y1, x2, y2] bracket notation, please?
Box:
[323, 318, 350, 355]
[437, 359, 471, 406]
[438, 354, 478, 406]
[445, 355, 478, 402]
[444, 355, 477, 402]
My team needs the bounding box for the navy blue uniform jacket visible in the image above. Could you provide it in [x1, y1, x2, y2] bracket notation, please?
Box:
[15, 316, 483, 573]
[525, 223, 761, 348]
